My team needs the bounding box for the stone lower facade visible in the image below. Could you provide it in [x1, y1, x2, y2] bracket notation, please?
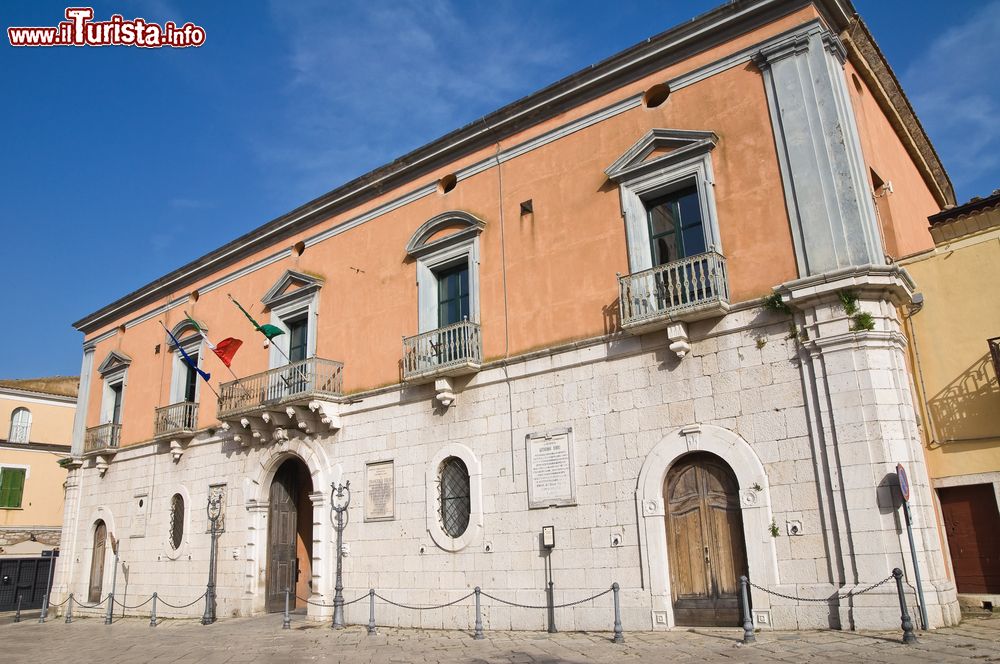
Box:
[52, 270, 960, 631]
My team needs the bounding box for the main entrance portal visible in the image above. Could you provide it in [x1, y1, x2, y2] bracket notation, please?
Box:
[664, 452, 748, 626]
[266, 458, 313, 613]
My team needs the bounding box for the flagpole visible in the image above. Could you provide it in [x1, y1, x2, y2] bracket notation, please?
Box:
[226, 294, 296, 365]
[226, 294, 308, 393]
[183, 310, 253, 399]
[158, 321, 222, 401]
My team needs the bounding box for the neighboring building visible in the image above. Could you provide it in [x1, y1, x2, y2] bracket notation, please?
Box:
[54, 0, 961, 631]
[900, 190, 1000, 610]
[0, 376, 76, 611]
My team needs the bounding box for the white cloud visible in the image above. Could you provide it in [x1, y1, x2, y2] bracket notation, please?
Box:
[260, 0, 573, 200]
[902, 1, 1000, 198]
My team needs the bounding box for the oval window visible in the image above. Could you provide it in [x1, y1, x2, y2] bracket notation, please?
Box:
[439, 457, 470, 538]
[169, 493, 185, 550]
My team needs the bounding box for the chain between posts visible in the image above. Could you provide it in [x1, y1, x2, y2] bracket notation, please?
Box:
[746, 574, 895, 602]
[374, 591, 475, 611]
[156, 591, 209, 609]
[481, 587, 613, 610]
[112, 595, 155, 610]
[296, 593, 369, 607]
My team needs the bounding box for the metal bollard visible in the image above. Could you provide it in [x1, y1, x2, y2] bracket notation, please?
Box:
[14, 594, 22, 623]
[39, 591, 49, 624]
[65, 594, 74, 624]
[104, 592, 114, 625]
[612, 583, 624, 644]
[740, 576, 756, 644]
[474, 587, 484, 640]
[547, 581, 557, 634]
[367, 589, 376, 635]
[282, 588, 291, 630]
[150, 592, 158, 627]
[893, 568, 917, 645]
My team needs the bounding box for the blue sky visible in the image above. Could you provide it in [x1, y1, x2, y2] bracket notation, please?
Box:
[1, 1, 997, 379]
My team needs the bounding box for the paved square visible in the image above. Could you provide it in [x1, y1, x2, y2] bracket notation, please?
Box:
[1, 613, 998, 663]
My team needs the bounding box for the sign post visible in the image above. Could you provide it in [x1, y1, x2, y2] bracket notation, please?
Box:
[896, 463, 928, 630]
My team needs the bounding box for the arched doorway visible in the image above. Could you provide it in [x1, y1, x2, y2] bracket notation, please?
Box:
[664, 452, 748, 626]
[88, 520, 107, 603]
[265, 458, 313, 613]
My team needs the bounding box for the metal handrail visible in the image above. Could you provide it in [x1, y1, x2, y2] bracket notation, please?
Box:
[402, 320, 482, 380]
[83, 423, 121, 453]
[217, 357, 344, 418]
[154, 401, 199, 437]
[618, 250, 729, 327]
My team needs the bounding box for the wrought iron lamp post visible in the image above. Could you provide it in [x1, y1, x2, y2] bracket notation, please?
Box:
[202, 492, 222, 625]
[330, 480, 351, 629]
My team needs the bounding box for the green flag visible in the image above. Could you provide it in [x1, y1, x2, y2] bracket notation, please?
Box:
[229, 296, 285, 340]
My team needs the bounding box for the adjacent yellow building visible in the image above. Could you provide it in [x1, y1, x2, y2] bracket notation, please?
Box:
[902, 189, 1000, 606]
[0, 376, 77, 557]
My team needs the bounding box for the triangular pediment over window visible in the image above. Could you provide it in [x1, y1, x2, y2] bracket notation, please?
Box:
[97, 350, 132, 376]
[605, 129, 718, 182]
[261, 270, 324, 308]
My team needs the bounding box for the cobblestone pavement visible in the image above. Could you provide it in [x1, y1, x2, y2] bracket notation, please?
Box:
[1, 612, 998, 663]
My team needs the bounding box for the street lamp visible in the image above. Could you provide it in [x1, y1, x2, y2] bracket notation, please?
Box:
[330, 480, 351, 629]
[202, 492, 222, 625]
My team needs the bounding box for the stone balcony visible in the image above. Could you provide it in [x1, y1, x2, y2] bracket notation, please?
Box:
[83, 423, 121, 455]
[154, 401, 199, 461]
[618, 250, 730, 357]
[217, 357, 344, 445]
[402, 320, 482, 407]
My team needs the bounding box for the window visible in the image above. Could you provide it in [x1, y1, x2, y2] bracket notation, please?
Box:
[405, 211, 485, 334]
[96, 350, 130, 428]
[436, 263, 471, 327]
[110, 382, 123, 425]
[260, 270, 323, 371]
[169, 493, 185, 550]
[439, 457, 471, 538]
[167, 321, 203, 408]
[0, 467, 26, 508]
[287, 316, 309, 363]
[8, 408, 31, 443]
[605, 129, 721, 274]
[647, 185, 706, 265]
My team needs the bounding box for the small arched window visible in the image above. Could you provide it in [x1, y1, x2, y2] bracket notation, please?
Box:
[169, 493, 185, 550]
[439, 457, 470, 538]
[9, 408, 31, 443]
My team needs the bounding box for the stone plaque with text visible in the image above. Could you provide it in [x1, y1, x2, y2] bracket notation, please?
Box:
[365, 461, 395, 521]
[526, 429, 577, 508]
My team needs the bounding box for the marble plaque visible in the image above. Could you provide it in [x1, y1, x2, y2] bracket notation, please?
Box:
[365, 461, 395, 521]
[526, 429, 577, 508]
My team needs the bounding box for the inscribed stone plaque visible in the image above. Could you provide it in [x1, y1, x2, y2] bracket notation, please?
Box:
[365, 461, 395, 521]
[526, 429, 577, 508]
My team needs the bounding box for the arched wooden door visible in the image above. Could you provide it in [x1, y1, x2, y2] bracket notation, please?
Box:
[88, 521, 107, 603]
[664, 453, 748, 626]
[266, 465, 298, 613]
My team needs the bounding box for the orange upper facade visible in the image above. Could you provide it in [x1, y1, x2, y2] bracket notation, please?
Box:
[71, 0, 953, 449]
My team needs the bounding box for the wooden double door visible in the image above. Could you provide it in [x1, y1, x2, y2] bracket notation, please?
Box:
[665, 453, 748, 626]
[939, 484, 1000, 593]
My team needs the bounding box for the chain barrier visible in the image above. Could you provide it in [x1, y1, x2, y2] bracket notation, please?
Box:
[295, 593, 368, 607]
[481, 587, 613, 610]
[47, 596, 71, 608]
[112, 595, 154, 610]
[70, 595, 110, 609]
[374, 591, 475, 611]
[747, 574, 895, 603]
[156, 591, 208, 609]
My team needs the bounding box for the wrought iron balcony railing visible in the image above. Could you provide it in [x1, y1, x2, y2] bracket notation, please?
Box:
[84, 423, 121, 454]
[154, 401, 199, 438]
[402, 320, 482, 382]
[618, 250, 730, 331]
[217, 357, 344, 419]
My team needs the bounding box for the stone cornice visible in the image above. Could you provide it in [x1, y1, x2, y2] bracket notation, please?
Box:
[775, 264, 916, 308]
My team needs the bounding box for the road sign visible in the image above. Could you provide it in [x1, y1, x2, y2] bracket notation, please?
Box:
[896, 463, 910, 503]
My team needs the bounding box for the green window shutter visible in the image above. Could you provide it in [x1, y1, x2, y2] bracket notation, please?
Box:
[0, 468, 26, 508]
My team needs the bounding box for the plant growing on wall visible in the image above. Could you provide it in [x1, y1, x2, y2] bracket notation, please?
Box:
[837, 289, 876, 332]
[762, 291, 791, 315]
[769, 518, 780, 538]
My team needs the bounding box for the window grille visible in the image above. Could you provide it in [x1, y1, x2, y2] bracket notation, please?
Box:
[8, 407, 31, 443]
[169, 493, 185, 549]
[439, 457, 470, 538]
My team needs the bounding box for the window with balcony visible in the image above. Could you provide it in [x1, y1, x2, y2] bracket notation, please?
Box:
[8, 407, 31, 443]
[403, 211, 485, 391]
[87, 350, 130, 453]
[605, 129, 729, 346]
[156, 321, 204, 439]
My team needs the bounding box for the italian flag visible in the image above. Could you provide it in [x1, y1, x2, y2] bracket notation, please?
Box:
[184, 313, 243, 367]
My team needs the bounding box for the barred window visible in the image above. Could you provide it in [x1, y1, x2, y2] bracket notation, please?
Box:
[439, 457, 470, 538]
[169, 493, 185, 550]
[8, 408, 31, 443]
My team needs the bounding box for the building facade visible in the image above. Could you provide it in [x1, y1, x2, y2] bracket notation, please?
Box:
[0, 377, 75, 611]
[54, 0, 961, 631]
[901, 190, 1000, 611]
